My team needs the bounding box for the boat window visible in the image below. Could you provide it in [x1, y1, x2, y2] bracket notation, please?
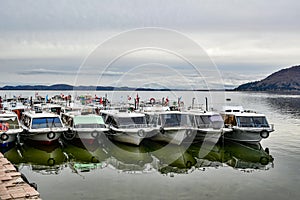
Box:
[189, 115, 196, 127]
[236, 116, 269, 128]
[74, 124, 106, 128]
[223, 114, 237, 126]
[209, 115, 224, 129]
[145, 114, 157, 126]
[236, 116, 253, 127]
[105, 116, 118, 128]
[253, 117, 269, 127]
[31, 117, 63, 129]
[117, 117, 146, 125]
[0, 117, 19, 130]
[195, 115, 205, 128]
[161, 114, 191, 127]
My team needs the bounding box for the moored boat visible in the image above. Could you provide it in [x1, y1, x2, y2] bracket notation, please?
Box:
[20, 109, 67, 144]
[145, 111, 194, 145]
[0, 110, 23, 147]
[101, 110, 157, 146]
[61, 111, 109, 143]
[221, 106, 274, 143]
[188, 109, 224, 143]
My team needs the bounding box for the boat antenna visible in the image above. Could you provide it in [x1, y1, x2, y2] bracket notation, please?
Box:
[192, 97, 195, 109]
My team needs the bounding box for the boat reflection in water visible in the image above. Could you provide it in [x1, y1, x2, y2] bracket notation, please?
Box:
[101, 137, 153, 173]
[62, 139, 108, 173]
[1, 144, 24, 165]
[143, 140, 197, 175]
[16, 143, 67, 175]
[1, 133, 274, 177]
[188, 139, 274, 171]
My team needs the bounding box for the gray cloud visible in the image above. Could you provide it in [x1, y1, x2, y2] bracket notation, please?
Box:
[1, 0, 300, 88]
[1, 0, 299, 31]
[17, 68, 75, 75]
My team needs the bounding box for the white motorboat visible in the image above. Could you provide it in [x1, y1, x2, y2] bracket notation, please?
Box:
[20, 109, 67, 144]
[101, 110, 157, 146]
[189, 109, 224, 143]
[1, 100, 28, 120]
[221, 106, 274, 143]
[145, 111, 194, 145]
[35, 103, 63, 115]
[61, 111, 109, 142]
[0, 110, 23, 146]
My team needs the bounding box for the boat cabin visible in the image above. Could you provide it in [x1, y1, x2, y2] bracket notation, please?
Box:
[21, 111, 63, 129]
[221, 106, 270, 128]
[61, 112, 106, 129]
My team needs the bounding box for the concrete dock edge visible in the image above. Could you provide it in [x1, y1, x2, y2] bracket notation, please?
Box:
[0, 152, 41, 200]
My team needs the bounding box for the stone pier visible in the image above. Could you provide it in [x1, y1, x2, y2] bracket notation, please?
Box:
[0, 153, 41, 200]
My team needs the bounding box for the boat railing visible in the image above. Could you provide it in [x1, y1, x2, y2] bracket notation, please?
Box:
[74, 124, 106, 129]
[0, 124, 22, 130]
[197, 124, 211, 129]
[238, 123, 270, 128]
[118, 123, 154, 129]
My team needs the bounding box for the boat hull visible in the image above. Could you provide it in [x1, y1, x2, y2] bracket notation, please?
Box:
[150, 128, 189, 145]
[107, 127, 157, 146]
[108, 133, 144, 146]
[223, 128, 273, 143]
[192, 129, 222, 143]
[63, 128, 109, 142]
[0, 129, 23, 146]
[24, 132, 62, 145]
[21, 128, 66, 145]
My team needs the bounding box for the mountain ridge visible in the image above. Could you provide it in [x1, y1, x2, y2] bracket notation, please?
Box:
[235, 65, 300, 93]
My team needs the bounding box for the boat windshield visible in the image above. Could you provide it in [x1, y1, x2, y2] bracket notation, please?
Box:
[161, 113, 191, 127]
[195, 114, 224, 129]
[32, 117, 63, 129]
[117, 117, 146, 125]
[236, 116, 269, 128]
[0, 117, 20, 130]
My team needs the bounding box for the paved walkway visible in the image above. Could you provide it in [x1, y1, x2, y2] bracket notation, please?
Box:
[0, 153, 41, 200]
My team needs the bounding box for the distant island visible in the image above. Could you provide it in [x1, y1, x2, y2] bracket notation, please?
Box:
[0, 84, 174, 91]
[2, 65, 299, 93]
[235, 65, 300, 93]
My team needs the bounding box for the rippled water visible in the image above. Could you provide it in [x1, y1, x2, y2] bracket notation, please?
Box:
[1, 91, 300, 200]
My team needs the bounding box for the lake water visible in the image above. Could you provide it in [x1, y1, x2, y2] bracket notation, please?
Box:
[1, 91, 300, 200]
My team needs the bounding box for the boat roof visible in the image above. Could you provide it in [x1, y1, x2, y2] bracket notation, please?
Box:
[188, 109, 220, 116]
[23, 110, 60, 118]
[40, 103, 62, 109]
[141, 105, 170, 112]
[1, 101, 27, 110]
[101, 110, 145, 118]
[0, 111, 18, 119]
[144, 110, 190, 116]
[233, 112, 266, 117]
[222, 106, 244, 113]
[73, 115, 104, 125]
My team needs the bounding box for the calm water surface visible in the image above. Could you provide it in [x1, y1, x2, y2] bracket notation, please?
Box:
[1, 91, 300, 200]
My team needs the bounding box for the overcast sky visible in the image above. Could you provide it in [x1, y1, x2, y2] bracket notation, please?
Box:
[0, 0, 299, 89]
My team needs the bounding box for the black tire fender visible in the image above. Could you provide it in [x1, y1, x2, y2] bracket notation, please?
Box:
[159, 127, 165, 134]
[259, 156, 269, 165]
[47, 132, 56, 140]
[63, 131, 75, 140]
[91, 131, 99, 138]
[137, 129, 145, 137]
[0, 133, 9, 141]
[260, 131, 269, 139]
[47, 158, 56, 166]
